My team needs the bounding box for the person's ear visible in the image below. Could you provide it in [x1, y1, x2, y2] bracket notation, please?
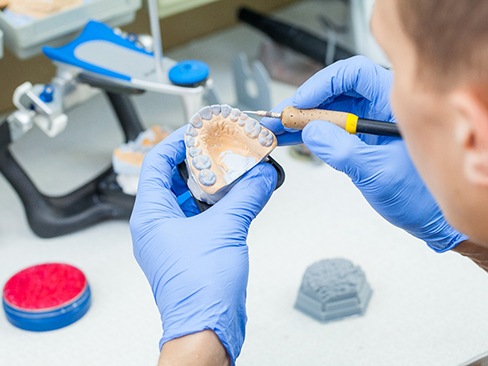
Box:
[450, 88, 488, 186]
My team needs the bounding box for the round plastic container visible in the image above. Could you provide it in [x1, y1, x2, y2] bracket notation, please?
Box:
[2, 263, 91, 331]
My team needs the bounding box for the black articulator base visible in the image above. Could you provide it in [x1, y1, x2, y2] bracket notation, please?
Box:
[177, 156, 285, 213]
[0, 78, 145, 238]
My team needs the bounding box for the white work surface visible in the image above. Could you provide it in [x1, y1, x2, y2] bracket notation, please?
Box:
[1, 2, 488, 365]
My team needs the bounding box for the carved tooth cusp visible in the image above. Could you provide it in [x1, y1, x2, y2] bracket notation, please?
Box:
[244, 118, 261, 138]
[185, 135, 196, 147]
[229, 108, 241, 121]
[221, 104, 232, 118]
[238, 114, 248, 126]
[189, 146, 202, 157]
[192, 154, 211, 170]
[210, 104, 221, 116]
[260, 130, 270, 137]
[186, 124, 198, 137]
[190, 113, 203, 128]
[199, 106, 213, 120]
[258, 129, 274, 147]
[198, 169, 217, 186]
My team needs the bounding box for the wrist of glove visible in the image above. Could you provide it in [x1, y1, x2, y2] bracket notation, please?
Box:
[406, 208, 468, 253]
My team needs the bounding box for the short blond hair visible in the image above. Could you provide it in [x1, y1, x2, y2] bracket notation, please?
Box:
[397, 0, 488, 90]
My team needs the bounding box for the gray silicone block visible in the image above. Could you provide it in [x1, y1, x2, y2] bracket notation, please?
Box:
[295, 258, 372, 322]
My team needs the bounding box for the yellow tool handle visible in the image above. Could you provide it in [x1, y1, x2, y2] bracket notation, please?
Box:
[281, 106, 359, 133]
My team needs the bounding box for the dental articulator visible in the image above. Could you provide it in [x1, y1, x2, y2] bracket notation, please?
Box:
[2, 0, 393, 234]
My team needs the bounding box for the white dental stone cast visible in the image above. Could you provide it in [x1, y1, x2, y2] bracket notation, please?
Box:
[189, 147, 202, 157]
[244, 119, 262, 138]
[221, 104, 231, 118]
[185, 135, 196, 147]
[229, 108, 240, 122]
[186, 125, 198, 137]
[199, 106, 212, 120]
[258, 130, 274, 147]
[192, 155, 211, 170]
[238, 114, 248, 127]
[198, 169, 217, 186]
[211, 104, 221, 116]
[190, 113, 203, 128]
[184, 104, 278, 204]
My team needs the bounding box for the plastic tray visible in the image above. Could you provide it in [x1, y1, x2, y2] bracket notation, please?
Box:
[0, 0, 142, 59]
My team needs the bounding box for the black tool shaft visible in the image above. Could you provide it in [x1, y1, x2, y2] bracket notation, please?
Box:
[356, 118, 401, 137]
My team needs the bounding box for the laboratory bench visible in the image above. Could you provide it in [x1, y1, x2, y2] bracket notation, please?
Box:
[1, 1, 488, 365]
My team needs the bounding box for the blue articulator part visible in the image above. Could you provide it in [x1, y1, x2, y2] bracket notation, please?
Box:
[43, 20, 152, 81]
[169, 60, 210, 87]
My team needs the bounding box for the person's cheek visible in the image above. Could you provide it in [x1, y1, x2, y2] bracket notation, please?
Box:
[389, 79, 404, 128]
[389, 78, 428, 175]
[390, 76, 415, 135]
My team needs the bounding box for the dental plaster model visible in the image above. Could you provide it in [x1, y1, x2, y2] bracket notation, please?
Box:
[295, 258, 372, 322]
[7, 0, 82, 18]
[113, 125, 169, 195]
[184, 104, 277, 205]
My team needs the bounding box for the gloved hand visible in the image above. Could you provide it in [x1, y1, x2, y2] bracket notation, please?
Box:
[264, 56, 467, 252]
[130, 126, 277, 363]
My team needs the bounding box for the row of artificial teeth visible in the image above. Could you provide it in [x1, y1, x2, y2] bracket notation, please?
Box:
[185, 104, 273, 148]
[184, 104, 274, 187]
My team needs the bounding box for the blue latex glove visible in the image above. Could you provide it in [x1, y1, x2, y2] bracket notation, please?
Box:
[265, 56, 467, 252]
[130, 126, 277, 363]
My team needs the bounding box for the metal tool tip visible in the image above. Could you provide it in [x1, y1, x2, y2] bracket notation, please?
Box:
[242, 110, 261, 115]
[243, 110, 281, 118]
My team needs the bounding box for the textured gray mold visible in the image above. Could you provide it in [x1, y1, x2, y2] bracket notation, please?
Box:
[295, 258, 372, 322]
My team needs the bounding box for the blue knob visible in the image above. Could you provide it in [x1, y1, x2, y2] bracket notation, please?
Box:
[168, 60, 209, 87]
[39, 84, 54, 103]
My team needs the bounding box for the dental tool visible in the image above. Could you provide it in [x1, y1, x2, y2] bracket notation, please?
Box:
[244, 106, 401, 137]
